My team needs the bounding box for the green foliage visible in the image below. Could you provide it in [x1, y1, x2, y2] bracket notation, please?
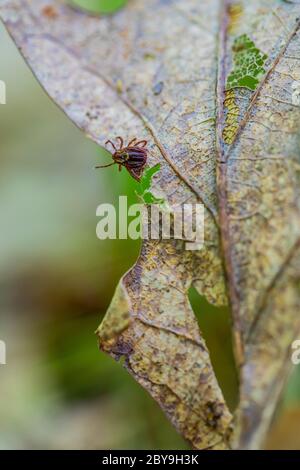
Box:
[70, 0, 127, 14]
[226, 34, 268, 90]
[134, 164, 165, 205]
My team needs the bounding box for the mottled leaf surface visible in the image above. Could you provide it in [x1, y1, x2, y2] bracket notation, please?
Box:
[217, 0, 300, 448]
[1, 0, 300, 449]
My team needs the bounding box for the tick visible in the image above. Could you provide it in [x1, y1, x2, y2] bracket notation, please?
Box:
[95, 136, 148, 181]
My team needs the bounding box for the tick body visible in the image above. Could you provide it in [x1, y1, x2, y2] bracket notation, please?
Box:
[95, 137, 148, 181]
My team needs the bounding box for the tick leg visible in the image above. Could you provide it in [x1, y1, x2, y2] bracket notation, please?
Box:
[105, 140, 117, 152]
[135, 140, 147, 147]
[116, 136, 124, 149]
[130, 168, 142, 181]
[128, 138, 137, 147]
[119, 164, 122, 172]
[95, 163, 115, 169]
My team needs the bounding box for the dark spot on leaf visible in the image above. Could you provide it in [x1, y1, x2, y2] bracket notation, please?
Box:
[144, 52, 156, 60]
[42, 5, 58, 19]
[153, 81, 164, 95]
[86, 111, 98, 120]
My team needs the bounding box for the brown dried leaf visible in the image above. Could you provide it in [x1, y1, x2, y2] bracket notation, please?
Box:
[97, 240, 232, 449]
[1, 0, 300, 449]
[216, 1, 300, 448]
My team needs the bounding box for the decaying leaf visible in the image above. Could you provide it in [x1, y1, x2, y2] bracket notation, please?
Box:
[216, 0, 300, 448]
[98, 241, 232, 449]
[1, 0, 300, 449]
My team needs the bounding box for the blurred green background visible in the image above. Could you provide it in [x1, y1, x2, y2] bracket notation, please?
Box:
[0, 3, 300, 449]
[70, 0, 127, 14]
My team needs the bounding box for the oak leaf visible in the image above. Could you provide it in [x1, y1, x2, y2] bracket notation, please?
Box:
[1, 0, 300, 449]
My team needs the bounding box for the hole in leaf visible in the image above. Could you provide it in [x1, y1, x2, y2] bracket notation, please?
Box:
[70, 0, 128, 15]
[188, 286, 239, 412]
[133, 164, 165, 205]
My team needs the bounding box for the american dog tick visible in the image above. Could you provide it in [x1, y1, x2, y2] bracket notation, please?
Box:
[95, 136, 148, 181]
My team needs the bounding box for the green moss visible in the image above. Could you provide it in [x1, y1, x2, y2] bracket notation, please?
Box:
[226, 34, 268, 91]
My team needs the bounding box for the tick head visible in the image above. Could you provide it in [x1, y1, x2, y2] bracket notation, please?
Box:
[113, 151, 129, 164]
